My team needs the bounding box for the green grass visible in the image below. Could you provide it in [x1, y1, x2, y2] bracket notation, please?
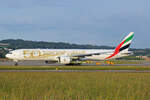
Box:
[0, 65, 150, 70]
[0, 72, 150, 100]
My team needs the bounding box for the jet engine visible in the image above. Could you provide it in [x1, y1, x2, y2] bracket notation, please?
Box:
[58, 56, 72, 64]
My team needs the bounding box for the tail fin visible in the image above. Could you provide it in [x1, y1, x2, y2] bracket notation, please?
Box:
[105, 32, 134, 59]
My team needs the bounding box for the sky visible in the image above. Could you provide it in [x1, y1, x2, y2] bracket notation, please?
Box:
[0, 0, 149, 48]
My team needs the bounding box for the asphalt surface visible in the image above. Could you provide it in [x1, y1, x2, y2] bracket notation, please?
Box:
[0, 70, 150, 73]
[0, 60, 150, 73]
[0, 60, 150, 66]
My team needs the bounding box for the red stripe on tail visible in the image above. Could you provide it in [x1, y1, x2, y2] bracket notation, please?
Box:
[105, 40, 125, 59]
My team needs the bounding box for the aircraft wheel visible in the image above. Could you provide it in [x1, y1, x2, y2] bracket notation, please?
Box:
[14, 62, 18, 66]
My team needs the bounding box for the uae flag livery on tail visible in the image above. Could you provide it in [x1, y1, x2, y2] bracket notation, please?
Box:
[105, 32, 134, 59]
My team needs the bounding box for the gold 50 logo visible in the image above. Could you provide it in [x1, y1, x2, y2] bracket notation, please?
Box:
[23, 50, 41, 58]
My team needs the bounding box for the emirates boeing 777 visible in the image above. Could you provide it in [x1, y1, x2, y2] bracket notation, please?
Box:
[6, 32, 134, 65]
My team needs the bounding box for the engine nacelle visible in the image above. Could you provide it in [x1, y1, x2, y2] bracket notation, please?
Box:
[58, 56, 71, 64]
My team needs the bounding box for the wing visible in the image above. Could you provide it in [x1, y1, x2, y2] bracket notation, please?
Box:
[71, 51, 113, 58]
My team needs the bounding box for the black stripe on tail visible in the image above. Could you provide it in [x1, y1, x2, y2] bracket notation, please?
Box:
[119, 43, 131, 52]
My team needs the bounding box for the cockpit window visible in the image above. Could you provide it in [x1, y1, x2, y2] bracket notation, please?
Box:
[8, 51, 13, 54]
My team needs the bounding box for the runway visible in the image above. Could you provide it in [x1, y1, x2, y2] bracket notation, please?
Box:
[0, 60, 150, 73]
[0, 60, 150, 66]
[0, 70, 150, 73]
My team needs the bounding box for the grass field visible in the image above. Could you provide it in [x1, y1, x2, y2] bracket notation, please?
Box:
[0, 65, 150, 70]
[0, 72, 150, 100]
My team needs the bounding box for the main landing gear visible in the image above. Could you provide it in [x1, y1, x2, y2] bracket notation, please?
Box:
[65, 63, 82, 66]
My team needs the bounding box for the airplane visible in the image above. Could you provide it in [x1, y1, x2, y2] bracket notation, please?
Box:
[5, 32, 134, 66]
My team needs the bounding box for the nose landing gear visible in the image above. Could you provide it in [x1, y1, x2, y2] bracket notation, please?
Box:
[14, 62, 18, 66]
[13, 60, 18, 66]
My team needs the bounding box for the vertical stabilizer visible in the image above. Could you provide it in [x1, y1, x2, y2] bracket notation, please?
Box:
[105, 32, 134, 59]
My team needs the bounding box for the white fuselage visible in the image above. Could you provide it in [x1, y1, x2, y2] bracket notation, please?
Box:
[5, 49, 128, 62]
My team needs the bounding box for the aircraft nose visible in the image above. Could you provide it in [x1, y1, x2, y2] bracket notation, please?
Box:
[5, 54, 12, 58]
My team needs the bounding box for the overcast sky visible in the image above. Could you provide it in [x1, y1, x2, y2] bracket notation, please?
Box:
[0, 0, 149, 48]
